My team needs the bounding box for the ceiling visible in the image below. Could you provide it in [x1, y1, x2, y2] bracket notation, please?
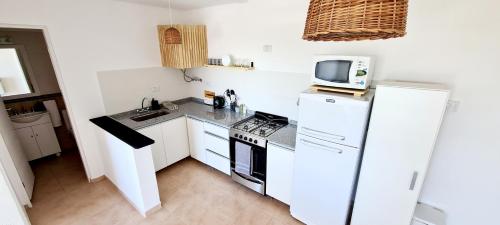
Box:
[115, 0, 248, 10]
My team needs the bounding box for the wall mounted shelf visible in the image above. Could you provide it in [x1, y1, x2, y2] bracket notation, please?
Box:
[203, 65, 255, 71]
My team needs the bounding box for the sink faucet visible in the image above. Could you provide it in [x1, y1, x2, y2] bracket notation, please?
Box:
[137, 97, 150, 113]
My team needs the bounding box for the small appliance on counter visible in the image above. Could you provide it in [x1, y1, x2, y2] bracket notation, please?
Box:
[213, 96, 225, 109]
[311, 55, 374, 90]
[151, 98, 161, 110]
[204, 90, 215, 105]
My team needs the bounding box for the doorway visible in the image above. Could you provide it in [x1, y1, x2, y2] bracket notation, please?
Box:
[0, 26, 88, 212]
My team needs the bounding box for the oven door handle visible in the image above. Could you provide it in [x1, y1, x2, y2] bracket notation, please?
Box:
[250, 149, 254, 175]
[232, 170, 263, 185]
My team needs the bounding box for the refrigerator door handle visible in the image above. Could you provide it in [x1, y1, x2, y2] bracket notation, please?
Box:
[300, 138, 343, 154]
[302, 127, 346, 141]
[409, 171, 418, 191]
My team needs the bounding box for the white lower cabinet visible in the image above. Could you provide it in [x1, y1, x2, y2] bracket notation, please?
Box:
[203, 122, 230, 175]
[140, 116, 231, 175]
[205, 150, 231, 175]
[15, 123, 61, 161]
[266, 144, 295, 205]
[186, 117, 205, 163]
[162, 116, 190, 167]
[138, 124, 167, 172]
[204, 132, 230, 158]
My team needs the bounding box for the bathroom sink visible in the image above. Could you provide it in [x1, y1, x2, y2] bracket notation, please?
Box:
[10, 112, 47, 124]
[130, 111, 169, 122]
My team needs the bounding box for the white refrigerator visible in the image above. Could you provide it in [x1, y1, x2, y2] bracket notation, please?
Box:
[290, 89, 374, 225]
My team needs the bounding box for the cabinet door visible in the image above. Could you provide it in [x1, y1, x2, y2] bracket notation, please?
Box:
[15, 127, 41, 161]
[187, 117, 205, 163]
[32, 123, 61, 157]
[138, 125, 167, 172]
[350, 85, 449, 225]
[266, 144, 295, 205]
[205, 150, 231, 175]
[162, 117, 190, 166]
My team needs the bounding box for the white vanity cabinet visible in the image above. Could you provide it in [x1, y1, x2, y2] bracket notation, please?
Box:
[186, 117, 205, 163]
[162, 116, 190, 166]
[138, 124, 167, 172]
[266, 143, 295, 205]
[15, 114, 61, 161]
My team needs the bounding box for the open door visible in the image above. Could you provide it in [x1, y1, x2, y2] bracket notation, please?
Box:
[0, 98, 34, 206]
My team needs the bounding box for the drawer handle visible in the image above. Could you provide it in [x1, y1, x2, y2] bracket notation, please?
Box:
[409, 171, 418, 191]
[300, 139, 343, 154]
[206, 148, 229, 159]
[302, 127, 346, 141]
[204, 131, 228, 140]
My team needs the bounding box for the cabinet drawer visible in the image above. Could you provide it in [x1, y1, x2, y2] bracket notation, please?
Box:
[206, 150, 231, 175]
[203, 122, 229, 139]
[204, 132, 229, 158]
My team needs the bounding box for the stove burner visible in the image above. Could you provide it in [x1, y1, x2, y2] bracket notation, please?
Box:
[232, 112, 289, 139]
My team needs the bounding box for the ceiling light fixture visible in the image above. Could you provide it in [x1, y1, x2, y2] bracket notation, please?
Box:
[303, 0, 409, 41]
[164, 0, 182, 44]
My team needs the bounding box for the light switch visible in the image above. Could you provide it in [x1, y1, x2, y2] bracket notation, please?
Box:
[152, 86, 160, 93]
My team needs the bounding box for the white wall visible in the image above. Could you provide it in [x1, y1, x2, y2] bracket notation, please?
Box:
[0, 0, 181, 179]
[0, 160, 30, 225]
[97, 67, 188, 114]
[178, 1, 500, 225]
[96, 127, 160, 216]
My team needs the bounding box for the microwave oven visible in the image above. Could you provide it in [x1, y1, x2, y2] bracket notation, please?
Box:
[311, 55, 373, 90]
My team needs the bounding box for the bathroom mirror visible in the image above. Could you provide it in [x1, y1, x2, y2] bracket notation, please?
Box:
[0, 46, 37, 97]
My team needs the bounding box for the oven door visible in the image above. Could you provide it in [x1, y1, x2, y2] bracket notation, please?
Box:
[230, 138, 267, 183]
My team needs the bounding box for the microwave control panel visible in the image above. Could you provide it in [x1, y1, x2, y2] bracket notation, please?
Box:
[353, 59, 370, 86]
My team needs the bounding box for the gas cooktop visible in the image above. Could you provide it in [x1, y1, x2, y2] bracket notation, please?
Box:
[230, 111, 288, 147]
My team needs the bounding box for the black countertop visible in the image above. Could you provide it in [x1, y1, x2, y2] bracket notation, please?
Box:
[90, 116, 154, 149]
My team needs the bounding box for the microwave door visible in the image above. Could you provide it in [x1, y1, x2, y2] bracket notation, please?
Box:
[315, 60, 352, 83]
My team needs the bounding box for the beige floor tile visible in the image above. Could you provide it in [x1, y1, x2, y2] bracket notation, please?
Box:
[27, 153, 303, 225]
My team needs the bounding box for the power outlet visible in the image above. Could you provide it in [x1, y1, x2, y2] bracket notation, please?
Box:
[263, 45, 273, 53]
[151, 86, 160, 93]
[447, 100, 460, 113]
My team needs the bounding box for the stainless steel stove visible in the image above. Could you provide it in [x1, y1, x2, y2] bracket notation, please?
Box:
[229, 112, 288, 194]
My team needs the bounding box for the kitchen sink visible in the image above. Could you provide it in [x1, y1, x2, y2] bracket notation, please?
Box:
[130, 111, 169, 122]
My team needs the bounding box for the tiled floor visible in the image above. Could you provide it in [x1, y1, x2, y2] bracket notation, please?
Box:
[27, 151, 303, 225]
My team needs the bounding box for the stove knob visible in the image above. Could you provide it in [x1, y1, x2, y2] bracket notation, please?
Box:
[254, 140, 258, 144]
[234, 133, 238, 137]
[239, 135, 243, 139]
[244, 137, 248, 141]
[249, 138, 253, 142]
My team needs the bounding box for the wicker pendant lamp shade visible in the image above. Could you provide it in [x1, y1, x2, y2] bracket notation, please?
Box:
[303, 0, 409, 41]
[164, 27, 182, 44]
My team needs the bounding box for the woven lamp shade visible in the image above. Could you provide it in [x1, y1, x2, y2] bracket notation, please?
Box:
[164, 27, 182, 44]
[303, 0, 409, 41]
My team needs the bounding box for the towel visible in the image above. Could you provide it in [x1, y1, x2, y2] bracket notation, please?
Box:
[235, 142, 252, 176]
[43, 100, 62, 127]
